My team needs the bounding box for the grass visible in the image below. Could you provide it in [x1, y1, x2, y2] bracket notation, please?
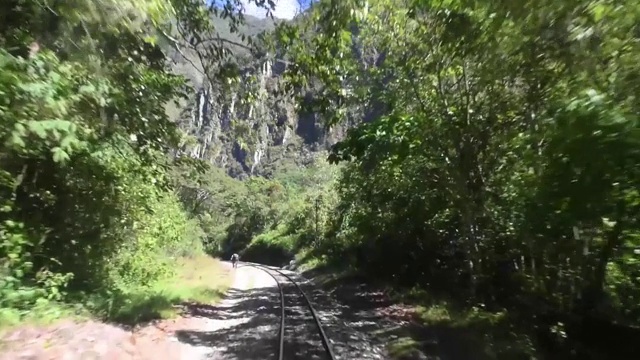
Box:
[393, 287, 536, 359]
[101, 255, 233, 325]
[388, 336, 438, 360]
[299, 258, 537, 360]
[295, 248, 330, 272]
[0, 300, 88, 330]
[0, 255, 233, 330]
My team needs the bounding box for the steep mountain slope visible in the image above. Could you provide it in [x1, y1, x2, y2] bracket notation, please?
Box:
[164, 14, 347, 179]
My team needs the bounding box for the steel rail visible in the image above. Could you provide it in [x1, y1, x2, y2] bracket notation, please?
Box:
[238, 262, 336, 360]
[239, 263, 285, 360]
[270, 266, 337, 360]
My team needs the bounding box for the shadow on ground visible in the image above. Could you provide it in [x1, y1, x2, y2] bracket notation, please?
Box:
[299, 268, 482, 360]
[174, 287, 279, 359]
[104, 288, 228, 326]
[289, 269, 437, 360]
[174, 283, 334, 360]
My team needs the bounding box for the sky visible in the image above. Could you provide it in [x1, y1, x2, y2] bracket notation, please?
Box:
[241, 0, 311, 19]
[208, 0, 313, 20]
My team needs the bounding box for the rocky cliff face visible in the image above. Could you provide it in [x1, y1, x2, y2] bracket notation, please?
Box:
[167, 15, 349, 179]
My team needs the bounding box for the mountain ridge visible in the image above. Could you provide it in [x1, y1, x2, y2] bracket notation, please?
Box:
[163, 12, 343, 179]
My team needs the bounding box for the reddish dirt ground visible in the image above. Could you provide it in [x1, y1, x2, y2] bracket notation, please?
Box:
[1, 259, 234, 360]
[0, 309, 215, 360]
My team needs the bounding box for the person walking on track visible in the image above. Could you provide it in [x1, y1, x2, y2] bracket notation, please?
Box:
[230, 253, 239, 268]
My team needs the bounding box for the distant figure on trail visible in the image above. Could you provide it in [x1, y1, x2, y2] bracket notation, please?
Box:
[230, 253, 239, 268]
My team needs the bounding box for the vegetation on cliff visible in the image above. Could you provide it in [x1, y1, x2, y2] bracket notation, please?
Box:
[0, 0, 266, 325]
[220, 0, 640, 358]
[3, 0, 640, 358]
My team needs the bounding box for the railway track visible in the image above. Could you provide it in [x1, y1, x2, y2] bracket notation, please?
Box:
[238, 262, 336, 360]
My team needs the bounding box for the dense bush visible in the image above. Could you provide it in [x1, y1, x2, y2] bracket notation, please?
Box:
[0, 0, 241, 321]
[222, 0, 640, 358]
[191, 156, 340, 265]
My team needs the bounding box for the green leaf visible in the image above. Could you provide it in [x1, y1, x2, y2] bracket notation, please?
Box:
[51, 147, 70, 163]
[78, 84, 96, 95]
[8, 132, 26, 148]
[14, 123, 26, 136]
[27, 121, 48, 139]
[59, 135, 76, 151]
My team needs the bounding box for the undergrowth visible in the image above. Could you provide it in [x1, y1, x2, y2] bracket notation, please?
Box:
[0, 255, 231, 329]
[403, 288, 536, 359]
[0, 0, 227, 330]
[89, 255, 232, 325]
